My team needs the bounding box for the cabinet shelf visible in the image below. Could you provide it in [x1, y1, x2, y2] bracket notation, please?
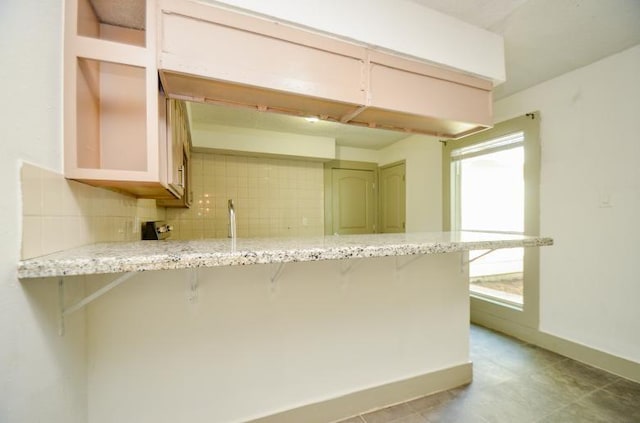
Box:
[64, 0, 186, 200]
[74, 58, 148, 173]
[77, 0, 146, 47]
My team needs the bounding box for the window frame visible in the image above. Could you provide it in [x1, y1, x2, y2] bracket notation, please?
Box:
[442, 113, 541, 329]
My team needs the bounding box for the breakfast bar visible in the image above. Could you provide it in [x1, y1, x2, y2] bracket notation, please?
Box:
[18, 231, 551, 278]
[18, 232, 552, 423]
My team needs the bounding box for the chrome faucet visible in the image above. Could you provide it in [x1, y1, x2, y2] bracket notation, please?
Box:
[228, 199, 236, 240]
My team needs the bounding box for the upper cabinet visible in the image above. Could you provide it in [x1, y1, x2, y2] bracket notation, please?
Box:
[356, 52, 493, 138]
[64, 0, 181, 199]
[63, 0, 495, 199]
[157, 99, 193, 208]
[157, 0, 493, 138]
[157, 0, 367, 121]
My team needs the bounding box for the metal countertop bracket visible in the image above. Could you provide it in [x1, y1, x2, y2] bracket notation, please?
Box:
[340, 259, 363, 276]
[395, 254, 426, 271]
[465, 249, 496, 265]
[270, 263, 286, 292]
[58, 272, 136, 336]
[187, 268, 199, 304]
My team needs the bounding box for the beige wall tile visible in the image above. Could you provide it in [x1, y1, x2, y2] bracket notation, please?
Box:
[21, 163, 166, 257]
[21, 216, 43, 259]
[41, 216, 81, 255]
[172, 153, 325, 239]
[41, 168, 68, 216]
[22, 154, 325, 249]
[21, 163, 43, 217]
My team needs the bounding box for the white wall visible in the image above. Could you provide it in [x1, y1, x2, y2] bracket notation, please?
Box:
[0, 2, 88, 422]
[379, 136, 443, 232]
[494, 44, 640, 363]
[335, 145, 381, 163]
[87, 255, 469, 423]
[336, 137, 443, 233]
[207, 0, 505, 83]
[192, 123, 335, 160]
[13, 0, 638, 420]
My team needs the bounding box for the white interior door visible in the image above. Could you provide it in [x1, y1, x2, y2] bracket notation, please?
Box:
[331, 168, 376, 234]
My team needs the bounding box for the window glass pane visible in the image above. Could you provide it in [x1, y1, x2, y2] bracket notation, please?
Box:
[470, 247, 523, 305]
[460, 146, 524, 233]
[456, 143, 525, 306]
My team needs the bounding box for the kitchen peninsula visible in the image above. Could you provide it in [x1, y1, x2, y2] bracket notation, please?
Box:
[15, 0, 546, 421]
[18, 231, 552, 423]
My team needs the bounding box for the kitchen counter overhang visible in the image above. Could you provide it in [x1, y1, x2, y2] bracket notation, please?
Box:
[18, 231, 553, 279]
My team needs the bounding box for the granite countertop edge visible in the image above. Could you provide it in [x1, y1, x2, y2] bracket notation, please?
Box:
[18, 232, 553, 279]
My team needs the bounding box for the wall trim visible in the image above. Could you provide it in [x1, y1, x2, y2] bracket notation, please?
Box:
[247, 363, 472, 423]
[472, 311, 640, 383]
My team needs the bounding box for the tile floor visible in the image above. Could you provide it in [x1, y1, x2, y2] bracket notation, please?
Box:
[338, 325, 640, 423]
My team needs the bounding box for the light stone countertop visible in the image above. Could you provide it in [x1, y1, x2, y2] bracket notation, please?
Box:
[18, 231, 553, 279]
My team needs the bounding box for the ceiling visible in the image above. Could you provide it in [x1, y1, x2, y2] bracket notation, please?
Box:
[91, 0, 640, 148]
[410, 0, 640, 99]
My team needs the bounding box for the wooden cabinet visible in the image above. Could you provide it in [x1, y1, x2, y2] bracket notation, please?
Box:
[64, 0, 495, 202]
[354, 52, 493, 138]
[63, 0, 184, 200]
[167, 99, 186, 198]
[157, 99, 193, 208]
[157, 0, 366, 124]
[157, 0, 493, 139]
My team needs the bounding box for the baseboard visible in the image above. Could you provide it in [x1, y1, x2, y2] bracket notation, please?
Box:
[471, 310, 640, 383]
[247, 363, 472, 423]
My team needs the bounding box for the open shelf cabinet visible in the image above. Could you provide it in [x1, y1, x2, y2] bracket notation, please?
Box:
[64, 0, 182, 199]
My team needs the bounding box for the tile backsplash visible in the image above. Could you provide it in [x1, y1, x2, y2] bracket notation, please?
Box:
[21, 162, 164, 259]
[20, 153, 325, 258]
[166, 153, 324, 239]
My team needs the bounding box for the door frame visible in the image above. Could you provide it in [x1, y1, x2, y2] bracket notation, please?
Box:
[324, 160, 378, 235]
[442, 113, 541, 330]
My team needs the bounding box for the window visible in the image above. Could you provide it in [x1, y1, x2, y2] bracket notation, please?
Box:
[443, 113, 541, 329]
[452, 132, 525, 306]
